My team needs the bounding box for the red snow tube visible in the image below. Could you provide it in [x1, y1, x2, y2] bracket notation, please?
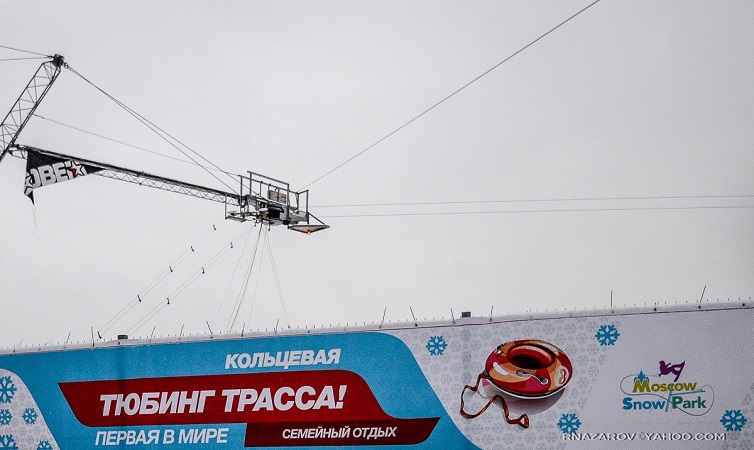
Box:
[460, 339, 572, 428]
[484, 339, 572, 398]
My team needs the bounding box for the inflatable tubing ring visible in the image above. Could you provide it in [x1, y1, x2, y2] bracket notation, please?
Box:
[484, 339, 572, 398]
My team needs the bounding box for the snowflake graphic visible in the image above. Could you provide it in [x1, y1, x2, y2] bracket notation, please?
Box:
[0, 410, 10, 426]
[595, 324, 620, 346]
[0, 435, 18, 450]
[37, 441, 53, 450]
[22, 408, 38, 425]
[425, 336, 448, 356]
[557, 413, 582, 434]
[0, 378, 16, 404]
[720, 409, 748, 431]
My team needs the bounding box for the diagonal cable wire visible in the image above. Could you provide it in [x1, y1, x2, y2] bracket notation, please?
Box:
[126, 224, 255, 336]
[98, 220, 224, 337]
[300, 0, 602, 189]
[265, 229, 290, 328]
[0, 56, 49, 62]
[212, 223, 257, 328]
[64, 64, 239, 194]
[320, 204, 754, 219]
[32, 113, 241, 177]
[244, 235, 268, 332]
[313, 194, 754, 208]
[227, 226, 265, 332]
[0, 44, 50, 57]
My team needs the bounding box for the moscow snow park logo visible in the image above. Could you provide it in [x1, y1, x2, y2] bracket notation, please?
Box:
[620, 360, 714, 416]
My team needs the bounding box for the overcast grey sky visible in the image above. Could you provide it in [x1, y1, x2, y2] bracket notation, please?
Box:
[1, 1, 752, 348]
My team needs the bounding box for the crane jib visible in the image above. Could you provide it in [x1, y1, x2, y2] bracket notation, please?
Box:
[0, 54, 327, 233]
[16, 145, 242, 207]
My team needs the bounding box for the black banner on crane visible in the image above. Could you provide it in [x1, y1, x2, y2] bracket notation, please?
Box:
[24, 149, 102, 203]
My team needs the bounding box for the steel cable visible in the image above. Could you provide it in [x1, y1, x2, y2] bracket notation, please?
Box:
[300, 0, 602, 189]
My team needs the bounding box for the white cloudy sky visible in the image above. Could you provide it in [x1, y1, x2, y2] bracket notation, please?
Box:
[1, 1, 752, 348]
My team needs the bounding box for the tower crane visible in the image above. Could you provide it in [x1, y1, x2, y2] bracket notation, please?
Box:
[0, 55, 328, 234]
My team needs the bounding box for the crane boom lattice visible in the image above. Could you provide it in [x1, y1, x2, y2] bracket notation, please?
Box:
[0, 54, 328, 234]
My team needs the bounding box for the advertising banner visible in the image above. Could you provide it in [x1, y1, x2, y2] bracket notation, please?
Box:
[23, 149, 102, 203]
[0, 305, 752, 449]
